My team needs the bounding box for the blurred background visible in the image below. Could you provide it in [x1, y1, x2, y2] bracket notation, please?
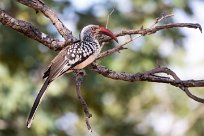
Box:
[0, 0, 204, 136]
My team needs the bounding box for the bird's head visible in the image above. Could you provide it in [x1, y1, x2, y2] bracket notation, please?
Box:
[80, 25, 118, 43]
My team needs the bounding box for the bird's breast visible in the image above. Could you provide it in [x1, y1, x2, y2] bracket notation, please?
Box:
[74, 47, 101, 69]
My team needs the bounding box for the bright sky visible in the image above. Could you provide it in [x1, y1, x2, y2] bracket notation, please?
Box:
[173, 1, 204, 79]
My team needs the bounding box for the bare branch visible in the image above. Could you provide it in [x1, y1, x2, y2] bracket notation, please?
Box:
[17, 0, 76, 43]
[106, 9, 115, 29]
[91, 63, 204, 103]
[75, 70, 92, 133]
[166, 71, 204, 103]
[151, 13, 174, 28]
[91, 62, 204, 88]
[101, 22, 202, 44]
[0, 9, 65, 50]
[99, 23, 202, 58]
[118, 22, 202, 36]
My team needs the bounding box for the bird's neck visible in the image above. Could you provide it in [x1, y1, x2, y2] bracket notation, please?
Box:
[82, 36, 100, 47]
[82, 35, 95, 42]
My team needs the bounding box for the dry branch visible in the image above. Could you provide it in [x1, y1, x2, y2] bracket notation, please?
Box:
[0, 9, 65, 50]
[91, 63, 204, 103]
[102, 23, 202, 43]
[99, 23, 202, 58]
[17, 0, 76, 43]
[75, 70, 92, 132]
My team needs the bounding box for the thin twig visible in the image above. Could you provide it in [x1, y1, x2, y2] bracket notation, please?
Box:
[160, 68, 204, 103]
[106, 9, 115, 29]
[151, 13, 174, 28]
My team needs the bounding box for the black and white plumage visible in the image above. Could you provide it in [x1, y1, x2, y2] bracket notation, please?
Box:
[26, 25, 118, 128]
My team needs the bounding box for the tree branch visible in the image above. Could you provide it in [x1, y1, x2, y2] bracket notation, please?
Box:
[99, 23, 202, 59]
[91, 62, 204, 103]
[0, 9, 65, 50]
[75, 70, 92, 133]
[102, 22, 202, 43]
[17, 0, 76, 43]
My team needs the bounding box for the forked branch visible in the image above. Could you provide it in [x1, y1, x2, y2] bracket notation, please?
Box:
[17, 0, 76, 42]
[91, 62, 204, 103]
[0, 9, 65, 50]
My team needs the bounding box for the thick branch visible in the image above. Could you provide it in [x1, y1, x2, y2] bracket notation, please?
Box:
[0, 9, 65, 50]
[17, 0, 76, 43]
[91, 62, 204, 87]
[91, 63, 204, 103]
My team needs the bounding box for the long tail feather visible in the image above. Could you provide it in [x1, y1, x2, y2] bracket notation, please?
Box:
[27, 78, 50, 128]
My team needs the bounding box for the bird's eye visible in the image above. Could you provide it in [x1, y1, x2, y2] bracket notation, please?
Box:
[92, 27, 97, 31]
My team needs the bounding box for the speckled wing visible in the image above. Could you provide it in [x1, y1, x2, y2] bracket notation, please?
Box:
[43, 41, 95, 81]
[43, 43, 78, 81]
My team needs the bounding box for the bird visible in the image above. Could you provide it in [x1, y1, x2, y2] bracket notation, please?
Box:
[27, 24, 118, 128]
